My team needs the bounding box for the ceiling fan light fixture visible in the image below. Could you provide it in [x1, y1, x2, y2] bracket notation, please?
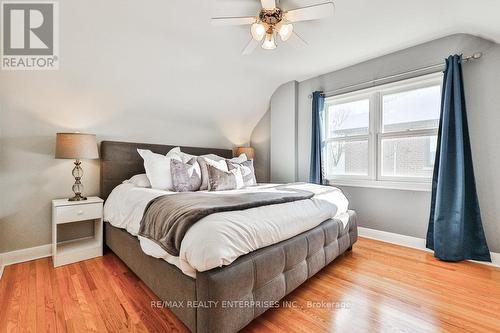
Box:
[211, 1, 334, 54]
[278, 23, 294, 41]
[261, 33, 277, 50]
[251, 22, 266, 41]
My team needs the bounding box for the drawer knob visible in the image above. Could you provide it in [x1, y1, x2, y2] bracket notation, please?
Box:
[77, 210, 84, 215]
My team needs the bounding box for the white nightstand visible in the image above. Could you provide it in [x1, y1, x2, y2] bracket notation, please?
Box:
[52, 196, 104, 267]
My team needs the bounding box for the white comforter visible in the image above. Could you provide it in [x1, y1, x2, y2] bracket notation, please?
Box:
[104, 183, 349, 278]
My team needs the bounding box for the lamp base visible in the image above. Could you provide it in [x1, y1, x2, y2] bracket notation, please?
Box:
[69, 159, 87, 202]
[68, 193, 87, 202]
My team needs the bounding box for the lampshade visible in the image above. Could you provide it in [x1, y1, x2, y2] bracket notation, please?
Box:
[235, 147, 255, 160]
[55, 133, 99, 160]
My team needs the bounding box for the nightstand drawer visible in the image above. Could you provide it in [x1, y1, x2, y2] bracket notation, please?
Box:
[55, 203, 103, 224]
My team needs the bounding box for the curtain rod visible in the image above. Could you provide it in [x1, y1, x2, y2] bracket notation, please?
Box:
[308, 52, 482, 99]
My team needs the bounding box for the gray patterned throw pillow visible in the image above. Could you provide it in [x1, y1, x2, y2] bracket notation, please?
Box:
[207, 164, 244, 191]
[170, 157, 202, 192]
[197, 154, 228, 190]
[227, 159, 257, 186]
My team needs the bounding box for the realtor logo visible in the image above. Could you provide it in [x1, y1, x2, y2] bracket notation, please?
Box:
[1, 1, 59, 70]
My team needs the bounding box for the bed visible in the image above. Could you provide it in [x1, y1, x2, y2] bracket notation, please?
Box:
[101, 140, 358, 333]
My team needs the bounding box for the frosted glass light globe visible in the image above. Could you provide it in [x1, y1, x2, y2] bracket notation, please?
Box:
[261, 33, 277, 50]
[279, 23, 293, 41]
[251, 23, 266, 41]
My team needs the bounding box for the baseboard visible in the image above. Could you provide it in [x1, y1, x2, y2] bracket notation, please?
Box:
[0, 244, 52, 279]
[358, 227, 428, 251]
[358, 227, 500, 268]
[472, 252, 500, 268]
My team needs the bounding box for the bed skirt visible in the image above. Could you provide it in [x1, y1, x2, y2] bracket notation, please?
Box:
[105, 210, 358, 333]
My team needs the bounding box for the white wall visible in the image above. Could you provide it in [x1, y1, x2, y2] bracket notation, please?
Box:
[251, 34, 500, 252]
[250, 109, 271, 182]
[270, 81, 298, 183]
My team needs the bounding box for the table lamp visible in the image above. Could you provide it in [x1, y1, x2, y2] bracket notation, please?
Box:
[235, 147, 255, 160]
[55, 133, 99, 201]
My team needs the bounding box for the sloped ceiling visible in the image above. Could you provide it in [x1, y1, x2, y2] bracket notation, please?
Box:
[1, 0, 499, 145]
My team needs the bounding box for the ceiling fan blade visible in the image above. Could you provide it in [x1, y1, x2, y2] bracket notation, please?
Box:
[285, 2, 334, 22]
[260, 0, 276, 10]
[287, 32, 308, 49]
[242, 38, 259, 55]
[211, 16, 256, 26]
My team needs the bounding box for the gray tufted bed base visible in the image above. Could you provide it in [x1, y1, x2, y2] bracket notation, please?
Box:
[105, 211, 357, 333]
[100, 140, 358, 333]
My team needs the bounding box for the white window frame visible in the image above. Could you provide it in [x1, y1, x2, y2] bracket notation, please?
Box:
[323, 92, 374, 181]
[323, 73, 443, 191]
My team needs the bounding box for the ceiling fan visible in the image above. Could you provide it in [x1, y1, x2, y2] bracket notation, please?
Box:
[211, 0, 335, 54]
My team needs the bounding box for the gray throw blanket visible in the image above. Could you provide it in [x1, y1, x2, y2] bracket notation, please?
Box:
[138, 185, 314, 256]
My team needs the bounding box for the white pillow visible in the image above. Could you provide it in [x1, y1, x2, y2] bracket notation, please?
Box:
[166, 147, 182, 158]
[228, 153, 248, 164]
[137, 148, 181, 190]
[123, 174, 151, 188]
[167, 148, 196, 162]
[204, 157, 228, 171]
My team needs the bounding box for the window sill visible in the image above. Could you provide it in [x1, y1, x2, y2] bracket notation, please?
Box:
[326, 179, 432, 192]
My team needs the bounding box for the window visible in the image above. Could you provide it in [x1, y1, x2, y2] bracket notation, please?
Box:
[323, 73, 442, 190]
[324, 98, 370, 177]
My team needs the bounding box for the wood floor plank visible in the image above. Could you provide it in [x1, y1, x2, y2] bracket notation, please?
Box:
[7, 262, 23, 332]
[48, 258, 69, 333]
[1, 237, 499, 333]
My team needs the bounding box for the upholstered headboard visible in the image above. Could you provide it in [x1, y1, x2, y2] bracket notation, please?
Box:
[100, 140, 233, 200]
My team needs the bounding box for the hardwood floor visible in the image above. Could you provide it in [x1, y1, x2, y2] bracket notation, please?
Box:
[1, 237, 499, 333]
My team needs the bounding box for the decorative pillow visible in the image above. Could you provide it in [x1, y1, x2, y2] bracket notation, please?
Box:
[170, 158, 202, 192]
[123, 174, 151, 188]
[169, 150, 202, 179]
[177, 151, 198, 162]
[137, 148, 181, 190]
[165, 146, 182, 157]
[197, 154, 228, 190]
[227, 158, 257, 186]
[207, 163, 244, 191]
[228, 153, 248, 164]
[166, 147, 198, 162]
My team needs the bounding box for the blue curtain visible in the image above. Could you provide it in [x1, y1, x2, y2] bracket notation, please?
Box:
[310, 91, 325, 184]
[426, 55, 491, 262]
